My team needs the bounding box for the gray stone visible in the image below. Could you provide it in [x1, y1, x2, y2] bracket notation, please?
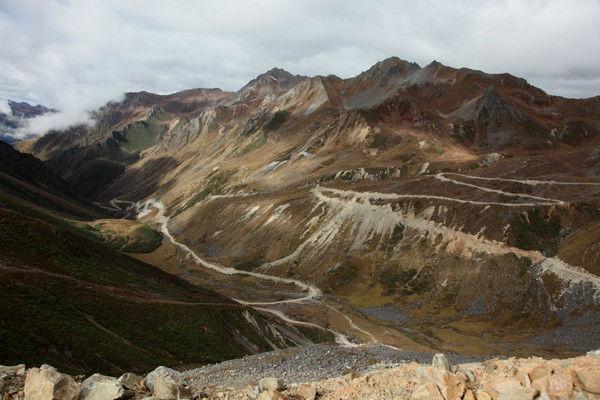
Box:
[117, 372, 143, 389]
[497, 387, 538, 400]
[153, 375, 191, 400]
[482, 152, 503, 166]
[258, 377, 284, 392]
[144, 366, 185, 392]
[432, 353, 452, 372]
[24, 365, 80, 400]
[0, 364, 26, 376]
[257, 391, 283, 400]
[80, 374, 124, 400]
[410, 382, 444, 400]
[295, 383, 316, 400]
[586, 348, 600, 357]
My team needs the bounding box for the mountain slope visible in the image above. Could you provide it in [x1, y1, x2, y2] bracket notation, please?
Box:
[0, 140, 103, 219]
[12, 57, 600, 356]
[0, 197, 325, 375]
[0, 101, 55, 143]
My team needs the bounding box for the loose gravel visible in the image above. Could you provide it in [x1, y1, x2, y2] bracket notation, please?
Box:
[182, 344, 485, 389]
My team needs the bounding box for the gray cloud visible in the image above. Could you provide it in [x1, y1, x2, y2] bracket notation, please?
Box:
[0, 98, 11, 115]
[1, 0, 599, 136]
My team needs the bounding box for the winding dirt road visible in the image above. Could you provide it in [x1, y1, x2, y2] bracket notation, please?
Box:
[136, 199, 357, 346]
[129, 171, 600, 348]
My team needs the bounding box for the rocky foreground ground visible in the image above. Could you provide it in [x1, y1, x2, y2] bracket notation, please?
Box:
[1, 345, 600, 400]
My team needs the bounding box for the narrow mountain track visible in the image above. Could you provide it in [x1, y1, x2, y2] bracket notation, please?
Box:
[315, 174, 600, 303]
[444, 172, 600, 186]
[137, 200, 358, 346]
[131, 172, 600, 349]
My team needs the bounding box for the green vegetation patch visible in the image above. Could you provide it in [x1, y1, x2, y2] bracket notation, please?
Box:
[511, 209, 561, 254]
[178, 174, 228, 214]
[358, 108, 379, 124]
[265, 110, 290, 131]
[320, 157, 336, 167]
[121, 120, 167, 153]
[297, 326, 336, 344]
[380, 223, 405, 252]
[232, 259, 262, 271]
[369, 132, 387, 148]
[518, 257, 533, 276]
[76, 223, 161, 254]
[121, 225, 163, 253]
[397, 152, 416, 162]
[208, 109, 227, 132]
[0, 175, 96, 220]
[328, 261, 359, 291]
[236, 134, 268, 158]
[0, 196, 106, 243]
[523, 118, 546, 138]
[380, 262, 429, 295]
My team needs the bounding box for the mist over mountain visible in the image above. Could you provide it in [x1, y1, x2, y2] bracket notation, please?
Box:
[0, 100, 55, 142]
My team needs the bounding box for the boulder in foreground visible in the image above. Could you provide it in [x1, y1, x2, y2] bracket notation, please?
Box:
[23, 365, 79, 400]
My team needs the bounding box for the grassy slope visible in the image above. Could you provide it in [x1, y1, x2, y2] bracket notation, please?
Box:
[120, 119, 168, 153]
[558, 221, 600, 275]
[77, 222, 163, 254]
[0, 199, 290, 375]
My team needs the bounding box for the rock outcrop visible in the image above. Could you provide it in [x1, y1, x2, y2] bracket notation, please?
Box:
[3, 351, 600, 400]
[23, 365, 79, 400]
[143, 366, 186, 393]
[79, 374, 124, 400]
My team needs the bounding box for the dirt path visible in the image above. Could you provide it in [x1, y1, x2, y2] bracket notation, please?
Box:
[313, 173, 600, 304]
[132, 171, 600, 349]
[445, 172, 600, 186]
[137, 200, 357, 346]
[138, 200, 322, 306]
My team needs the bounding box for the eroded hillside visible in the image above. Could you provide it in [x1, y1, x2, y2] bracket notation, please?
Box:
[14, 57, 600, 357]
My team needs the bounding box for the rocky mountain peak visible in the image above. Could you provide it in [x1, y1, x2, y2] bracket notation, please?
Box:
[476, 85, 518, 121]
[354, 56, 420, 84]
[425, 59, 443, 69]
[231, 67, 308, 103]
[7, 100, 55, 118]
[260, 67, 295, 80]
[249, 67, 307, 87]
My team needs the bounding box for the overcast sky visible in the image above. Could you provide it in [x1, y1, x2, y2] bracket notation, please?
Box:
[1, 0, 600, 135]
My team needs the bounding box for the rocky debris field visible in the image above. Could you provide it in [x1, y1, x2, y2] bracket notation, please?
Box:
[182, 345, 483, 389]
[2, 346, 600, 400]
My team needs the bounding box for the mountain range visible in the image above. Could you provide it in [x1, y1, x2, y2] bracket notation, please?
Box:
[0, 101, 55, 143]
[2, 56, 600, 373]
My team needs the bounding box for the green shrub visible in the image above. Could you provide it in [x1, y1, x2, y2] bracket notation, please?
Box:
[381, 223, 405, 252]
[329, 262, 359, 290]
[121, 225, 162, 253]
[511, 210, 561, 254]
[369, 132, 386, 148]
[265, 110, 290, 131]
[398, 152, 416, 162]
[358, 109, 379, 124]
[236, 134, 267, 157]
[320, 157, 336, 167]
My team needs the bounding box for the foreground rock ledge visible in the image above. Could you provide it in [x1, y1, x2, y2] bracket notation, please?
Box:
[1, 351, 599, 400]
